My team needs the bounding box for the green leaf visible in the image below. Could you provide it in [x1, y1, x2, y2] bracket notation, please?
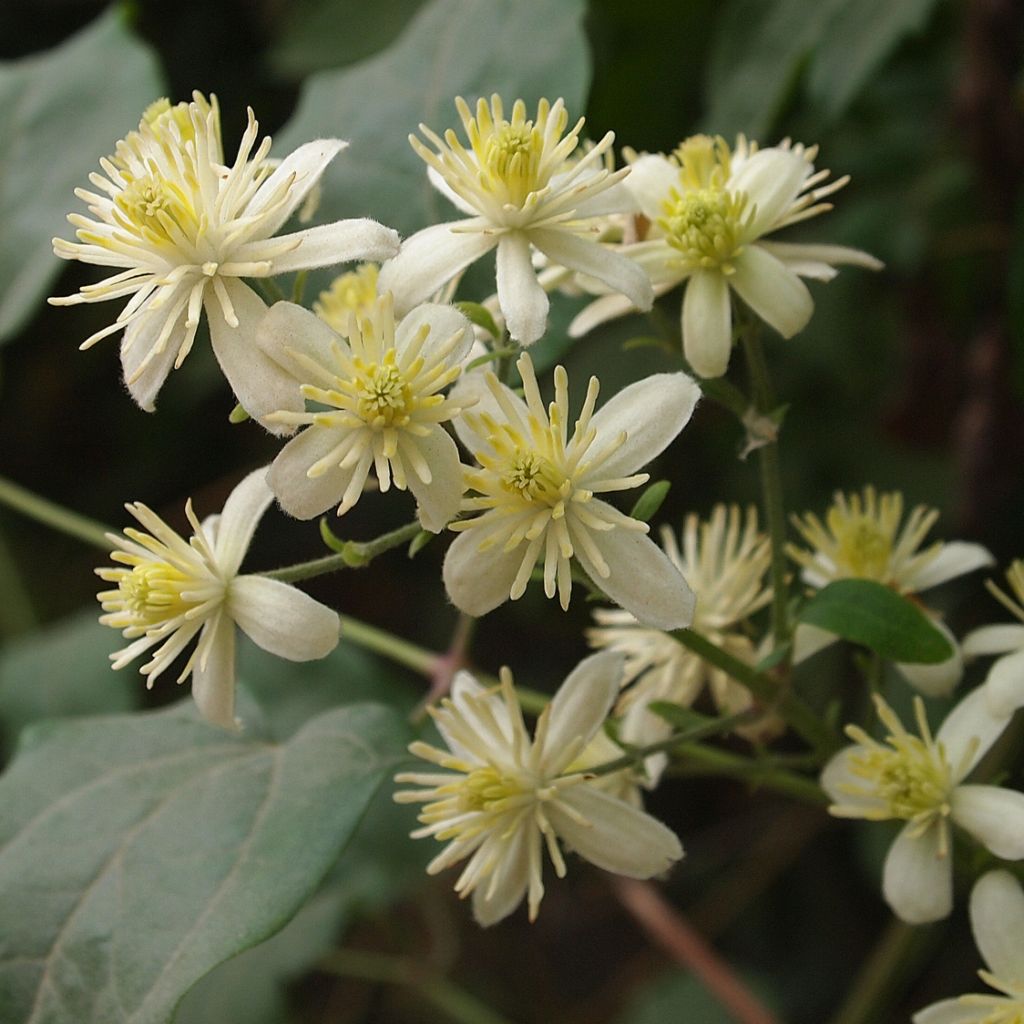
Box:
[629, 480, 670, 523]
[0, 700, 408, 1024]
[806, 0, 940, 120]
[455, 301, 501, 342]
[703, 0, 840, 138]
[797, 579, 954, 664]
[0, 9, 163, 343]
[0, 610, 138, 752]
[275, 0, 591, 239]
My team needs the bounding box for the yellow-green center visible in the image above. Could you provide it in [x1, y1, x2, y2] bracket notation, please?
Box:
[659, 187, 747, 271]
[118, 561, 194, 626]
[356, 361, 413, 426]
[829, 511, 893, 580]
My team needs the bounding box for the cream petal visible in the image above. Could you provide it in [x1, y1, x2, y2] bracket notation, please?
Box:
[190, 614, 238, 730]
[682, 270, 732, 378]
[247, 139, 347, 236]
[963, 624, 1024, 658]
[937, 684, 1013, 776]
[256, 299, 345, 377]
[404, 427, 465, 533]
[395, 302, 474, 365]
[951, 785, 1024, 860]
[539, 651, 623, 774]
[121, 302, 188, 412]
[895, 623, 963, 699]
[549, 784, 682, 876]
[427, 164, 480, 216]
[268, 427, 358, 519]
[568, 292, 638, 338]
[904, 542, 995, 592]
[820, 746, 889, 816]
[970, 869, 1024, 981]
[572, 179, 640, 219]
[529, 228, 653, 311]
[470, 825, 532, 927]
[984, 647, 1024, 717]
[249, 219, 399, 275]
[378, 222, 496, 316]
[730, 246, 814, 339]
[623, 154, 680, 222]
[496, 232, 549, 345]
[442, 528, 524, 617]
[912, 1000, 989, 1024]
[729, 147, 809, 238]
[586, 372, 700, 480]
[214, 467, 274, 576]
[206, 280, 305, 432]
[882, 823, 952, 924]
[229, 575, 340, 661]
[791, 622, 839, 664]
[758, 240, 884, 277]
[571, 514, 696, 630]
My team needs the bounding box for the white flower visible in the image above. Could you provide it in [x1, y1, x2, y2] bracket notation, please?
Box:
[378, 95, 653, 345]
[569, 134, 882, 378]
[50, 93, 399, 425]
[443, 352, 699, 629]
[96, 467, 340, 729]
[589, 505, 778, 768]
[789, 486, 993, 697]
[821, 690, 1024, 924]
[313, 262, 381, 334]
[255, 293, 472, 533]
[393, 651, 683, 925]
[964, 560, 1024, 718]
[913, 870, 1024, 1023]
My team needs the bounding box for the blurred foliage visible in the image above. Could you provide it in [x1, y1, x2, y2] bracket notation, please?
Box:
[0, 0, 1022, 1021]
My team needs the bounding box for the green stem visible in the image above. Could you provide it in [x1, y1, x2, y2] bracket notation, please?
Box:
[699, 376, 750, 420]
[263, 521, 422, 583]
[671, 628, 837, 754]
[670, 743, 828, 807]
[339, 613, 438, 675]
[321, 949, 515, 1024]
[0, 474, 112, 550]
[291, 269, 308, 304]
[739, 317, 790, 647]
[0, 524, 37, 635]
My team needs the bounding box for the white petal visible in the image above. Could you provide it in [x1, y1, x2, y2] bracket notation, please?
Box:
[252, 219, 399, 275]
[791, 622, 839, 664]
[190, 615, 237, 730]
[121, 303, 187, 412]
[540, 651, 623, 774]
[206, 281, 305, 431]
[247, 139, 347, 236]
[970, 869, 1024, 980]
[427, 164, 479, 216]
[530, 228, 653, 311]
[471, 825, 532, 927]
[568, 293, 638, 337]
[571, 513, 696, 630]
[895, 623, 963, 699]
[820, 746, 889, 816]
[882, 823, 953, 924]
[682, 270, 732, 378]
[496, 233, 549, 345]
[904, 542, 995, 592]
[229, 575, 340, 661]
[377, 222, 496, 316]
[395, 302, 474, 365]
[730, 246, 814, 339]
[268, 427, 357, 520]
[984, 647, 1024, 717]
[549, 784, 682, 876]
[623, 154, 679, 222]
[729, 147, 809, 238]
[952, 785, 1024, 859]
[937, 684, 1013, 776]
[572, 179, 641, 219]
[442, 528, 524, 617]
[404, 427, 465, 533]
[214, 467, 274, 576]
[912, 1000, 988, 1024]
[587, 372, 700, 480]
[256, 300, 345, 376]
[758, 240, 884, 276]
[963, 624, 1024, 658]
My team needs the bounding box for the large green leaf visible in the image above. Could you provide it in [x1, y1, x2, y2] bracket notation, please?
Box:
[275, 0, 591, 239]
[0, 700, 408, 1024]
[0, 9, 164, 343]
[797, 579, 954, 664]
[806, 0, 940, 120]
